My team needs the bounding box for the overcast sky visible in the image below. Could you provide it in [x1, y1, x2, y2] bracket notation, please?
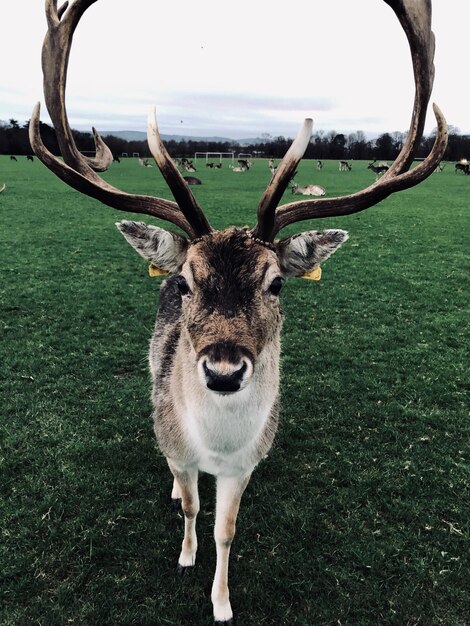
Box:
[1, 1, 468, 140]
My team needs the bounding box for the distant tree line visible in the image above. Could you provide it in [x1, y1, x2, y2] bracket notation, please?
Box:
[1, 118, 469, 162]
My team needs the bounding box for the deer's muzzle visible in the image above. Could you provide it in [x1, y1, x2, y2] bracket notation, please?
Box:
[197, 342, 254, 394]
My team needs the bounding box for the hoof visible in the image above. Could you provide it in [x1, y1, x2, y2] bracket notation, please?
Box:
[176, 563, 194, 577]
[171, 497, 182, 511]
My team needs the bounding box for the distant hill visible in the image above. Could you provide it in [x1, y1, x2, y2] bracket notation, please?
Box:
[101, 130, 269, 145]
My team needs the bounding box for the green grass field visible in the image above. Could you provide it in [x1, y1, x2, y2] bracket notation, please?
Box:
[1, 154, 468, 625]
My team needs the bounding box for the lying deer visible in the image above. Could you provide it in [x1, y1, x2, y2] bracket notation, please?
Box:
[229, 163, 248, 172]
[182, 158, 197, 172]
[29, 0, 447, 623]
[291, 182, 326, 196]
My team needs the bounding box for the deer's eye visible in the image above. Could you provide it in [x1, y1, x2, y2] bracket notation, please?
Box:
[267, 277, 283, 296]
[176, 275, 191, 296]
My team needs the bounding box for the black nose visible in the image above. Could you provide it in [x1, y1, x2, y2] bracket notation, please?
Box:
[203, 361, 247, 393]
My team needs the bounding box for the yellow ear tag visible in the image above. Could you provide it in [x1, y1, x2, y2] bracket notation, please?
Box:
[148, 264, 169, 277]
[301, 266, 322, 281]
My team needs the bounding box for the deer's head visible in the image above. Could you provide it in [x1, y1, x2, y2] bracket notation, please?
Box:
[30, 0, 447, 393]
[117, 221, 347, 393]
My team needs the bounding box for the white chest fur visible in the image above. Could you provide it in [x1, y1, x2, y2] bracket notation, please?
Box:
[176, 346, 279, 477]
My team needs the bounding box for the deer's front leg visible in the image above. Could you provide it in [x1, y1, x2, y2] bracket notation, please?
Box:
[211, 473, 251, 624]
[167, 460, 199, 570]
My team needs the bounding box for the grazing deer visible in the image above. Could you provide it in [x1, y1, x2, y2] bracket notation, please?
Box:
[9, 155, 17, 162]
[317, 159, 323, 170]
[138, 157, 152, 167]
[339, 160, 352, 171]
[433, 161, 445, 173]
[455, 162, 469, 174]
[291, 182, 326, 196]
[29, 0, 447, 623]
[238, 158, 251, 170]
[368, 161, 390, 177]
[27, 155, 34, 162]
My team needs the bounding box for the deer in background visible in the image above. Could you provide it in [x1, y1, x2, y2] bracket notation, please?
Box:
[230, 162, 248, 172]
[29, 0, 447, 623]
[138, 157, 152, 167]
[182, 175, 202, 185]
[368, 160, 390, 177]
[339, 160, 352, 171]
[317, 159, 323, 170]
[455, 162, 469, 174]
[182, 159, 197, 172]
[291, 182, 326, 196]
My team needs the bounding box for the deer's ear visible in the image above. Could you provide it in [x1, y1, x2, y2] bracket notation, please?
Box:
[276, 229, 349, 277]
[116, 220, 188, 274]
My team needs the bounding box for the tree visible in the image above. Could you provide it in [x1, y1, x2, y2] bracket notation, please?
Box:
[374, 132, 394, 160]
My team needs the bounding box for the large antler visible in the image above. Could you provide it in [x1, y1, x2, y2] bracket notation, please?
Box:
[251, 0, 448, 242]
[30, 0, 212, 239]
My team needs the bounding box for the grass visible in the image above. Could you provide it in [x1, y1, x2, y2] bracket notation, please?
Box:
[1, 155, 468, 625]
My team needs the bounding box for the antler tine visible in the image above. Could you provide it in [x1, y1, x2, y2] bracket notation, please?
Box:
[147, 107, 212, 237]
[251, 0, 447, 242]
[33, 0, 212, 239]
[273, 103, 447, 233]
[381, 0, 435, 178]
[253, 119, 312, 242]
[42, 0, 112, 173]
[29, 102, 196, 236]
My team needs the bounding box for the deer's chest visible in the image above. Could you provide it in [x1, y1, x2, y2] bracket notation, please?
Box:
[184, 388, 275, 476]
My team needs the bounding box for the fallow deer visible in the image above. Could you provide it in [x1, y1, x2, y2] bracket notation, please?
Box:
[291, 182, 326, 196]
[229, 163, 248, 172]
[368, 161, 390, 177]
[29, 0, 447, 623]
[339, 160, 352, 171]
[138, 157, 152, 167]
[182, 175, 202, 185]
[182, 158, 197, 172]
[455, 161, 469, 174]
